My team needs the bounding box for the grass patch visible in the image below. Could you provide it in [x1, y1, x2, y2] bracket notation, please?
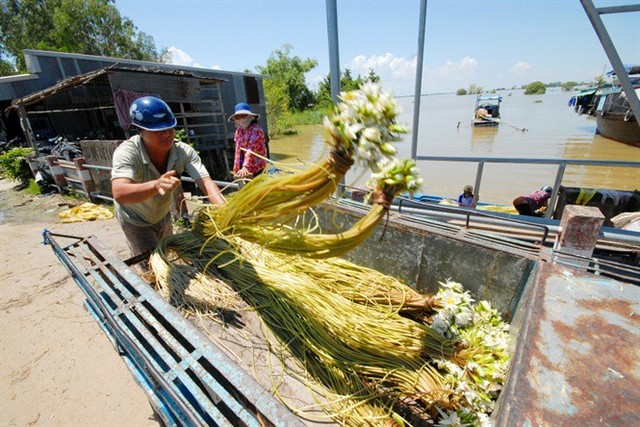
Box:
[25, 179, 41, 195]
[62, 189, 86, 201]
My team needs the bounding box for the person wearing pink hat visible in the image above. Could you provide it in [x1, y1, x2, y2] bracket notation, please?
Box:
[228, 102, 267, 179]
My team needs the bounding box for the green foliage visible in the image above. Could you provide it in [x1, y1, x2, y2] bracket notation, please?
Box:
[282, 109, 325, 127]
[0, 0, 162, 74]
[175, 128, 186, 141]
[263, 77, 291, 137]
[0, 147, 34, 184]
[524, 81, 547, 95]
[62, 188, 85, 200]
[257, 44, 318, 112]
[456, 88, 468, 96]
[0, 58, 16, 76]
[25, 179, 41, 195]
[467, 84, 483, 95]
[561, 81, 578, 91]
[316, 68, 380, 108]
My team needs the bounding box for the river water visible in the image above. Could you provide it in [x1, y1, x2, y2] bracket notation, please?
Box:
[269, 89, 640, 206]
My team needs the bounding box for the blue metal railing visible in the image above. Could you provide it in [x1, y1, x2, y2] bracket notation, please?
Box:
[414, 155, 640, 218]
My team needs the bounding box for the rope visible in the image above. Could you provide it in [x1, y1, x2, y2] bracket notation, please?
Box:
[328, 150, 354, 176]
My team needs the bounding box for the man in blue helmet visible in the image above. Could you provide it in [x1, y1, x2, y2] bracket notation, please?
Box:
[111, 96, 225, 262]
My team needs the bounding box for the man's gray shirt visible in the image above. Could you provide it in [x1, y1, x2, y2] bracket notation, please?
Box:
[111, 135, 209, 226]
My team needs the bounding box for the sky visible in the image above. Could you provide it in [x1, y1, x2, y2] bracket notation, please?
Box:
[114, 0, 640, 96]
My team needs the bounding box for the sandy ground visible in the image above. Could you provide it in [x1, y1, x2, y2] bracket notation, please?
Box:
[0, 178, 159, 426]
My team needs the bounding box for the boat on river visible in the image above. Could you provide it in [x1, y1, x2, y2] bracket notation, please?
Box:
[568, 85, 602, 116]
[594, 66, 640, 146]
[472, 95, 502, 127]
[572, 66, 640, 146]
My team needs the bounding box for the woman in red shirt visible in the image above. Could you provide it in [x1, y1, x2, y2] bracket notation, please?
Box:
[228, 103, 267, 178]
[513, 186, 553, 216]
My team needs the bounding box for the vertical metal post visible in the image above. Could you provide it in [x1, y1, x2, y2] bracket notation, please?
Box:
[473, 161, 484, 205]
[580, 0, 640, 126]
[326, 0, 341, 104]
[326, 0, 345, 196]
[410, 0, 428, 160]
[546, 163, 566, 219]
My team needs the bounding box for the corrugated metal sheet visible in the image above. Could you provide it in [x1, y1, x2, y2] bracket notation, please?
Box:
[108, 72, 201, 103]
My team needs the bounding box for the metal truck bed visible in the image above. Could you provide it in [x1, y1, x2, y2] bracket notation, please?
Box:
[43, 229, 303, 427]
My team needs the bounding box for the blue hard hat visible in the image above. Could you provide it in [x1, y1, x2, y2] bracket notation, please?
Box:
[541, 186, 553, 193]
[228, 102, 260, 122]
[129, 96, 177, 131]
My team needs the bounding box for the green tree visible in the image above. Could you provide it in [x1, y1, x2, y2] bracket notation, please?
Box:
[316, 68, 380, 107]
[593, 74, 606, 86]
[0, 59, 16, 76]
[456, 88, 468, 96]
[561, 81, 578, 91]
[263, 77, 291, 137]
[524, 81, 546, 95]
[256, 44, 318, 112]
[0, 0, 162, 74]
[467, 84, 483, 95]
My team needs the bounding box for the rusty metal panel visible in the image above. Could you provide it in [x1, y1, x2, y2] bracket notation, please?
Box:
[495, 262, 640, 426]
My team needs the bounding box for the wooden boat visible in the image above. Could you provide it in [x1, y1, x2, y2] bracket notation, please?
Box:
[594, 66, 640, 146]
[568, 86, 601, 116]
[472, 95, 502, 127]
[595, 89, 640, 146]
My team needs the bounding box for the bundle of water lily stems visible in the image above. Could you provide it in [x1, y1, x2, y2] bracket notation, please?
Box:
[150, 83, 510, 426]
[194, 82, 411, 243]
[150, 234, 509, 426]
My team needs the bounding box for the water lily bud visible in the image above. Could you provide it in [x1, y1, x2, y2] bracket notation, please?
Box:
[380, 143, 397, 155]
[361, 127, 382, 143]
[389, 124, 407, 134]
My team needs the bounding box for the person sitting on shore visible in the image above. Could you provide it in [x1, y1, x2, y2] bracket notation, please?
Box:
[512, 186, 553, 216]
[458, 185, 477, 208]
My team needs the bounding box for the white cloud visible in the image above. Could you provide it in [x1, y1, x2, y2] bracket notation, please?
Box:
[510, 61, 532, 74]
[349, 53, 417, 78]
[433, 57, 478, 80]
[166, 46, 221, 70]
[346, 53, 417, 95]
[307, 73, 325, 91]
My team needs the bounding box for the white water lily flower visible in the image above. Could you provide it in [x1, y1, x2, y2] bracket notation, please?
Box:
[455, 309, 473, 326]
[436, 410, 470, 427]
[439, 288, 462, 310]
[477, 413, 493, 427]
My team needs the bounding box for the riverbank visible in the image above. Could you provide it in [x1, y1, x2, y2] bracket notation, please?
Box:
[0, 178, 158, 426]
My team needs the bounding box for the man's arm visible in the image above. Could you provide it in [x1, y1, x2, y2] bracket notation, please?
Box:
[195, 176, 226, 205]
[112, 170, 180, 204]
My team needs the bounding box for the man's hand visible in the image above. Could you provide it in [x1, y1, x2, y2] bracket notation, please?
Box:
[155, 170, 180, 195]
